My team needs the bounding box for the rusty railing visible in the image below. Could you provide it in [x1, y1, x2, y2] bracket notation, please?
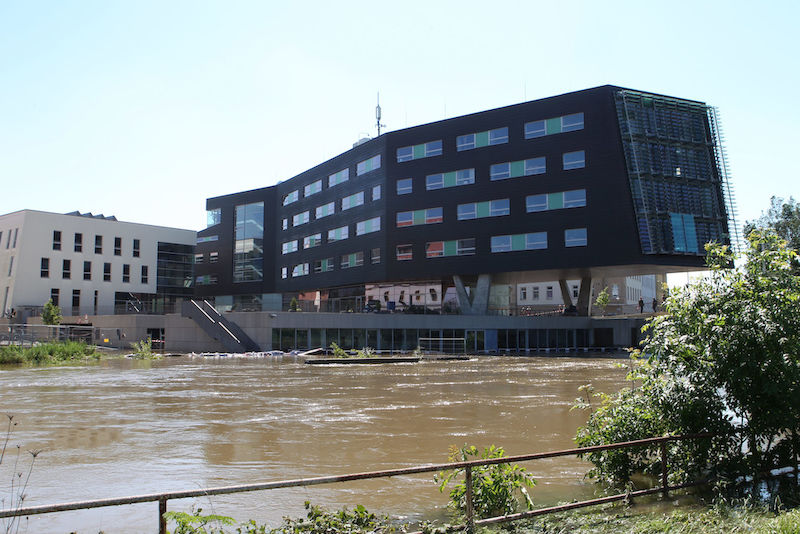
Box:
[0, 433, 715, 534]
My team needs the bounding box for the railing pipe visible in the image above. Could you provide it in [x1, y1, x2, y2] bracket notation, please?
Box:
[464, 465, 474, 534]
[661, 440, 668, 496]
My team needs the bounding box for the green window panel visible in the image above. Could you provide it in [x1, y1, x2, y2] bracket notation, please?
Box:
[548, 192, 563, 210]
[476, 201, 491, 218]
[546, 117, 562, 135]
[413, 144, 425, 159]
[413, 210, 425, 225]
[444, 241, 458, 257]
[443, 172, 457, 188]
[511, 160, 525, 178]
[511, 234, 526, 251]
[476, 131, 489, 148]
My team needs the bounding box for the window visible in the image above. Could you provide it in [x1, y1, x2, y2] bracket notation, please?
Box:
[315, 201, 335, 219]
[328, 168, 349, 187]
[371, 248, 381, 264]
[396, 140, 442, 162]
[341, 191, 365, 211]
[525, 112, 584, 139]
[425, 241, 444, 258]
[95, 235, 102, 254]
[209, 252, 218, 264]
[53, 231, 61, 251]
[491, 232, 547, 252]
[427, 237, 483, 257]
[314, 258, 334, 273]
[396, 207, 443, 227]
[356, 216, 381, 236]
[133, 239, 140, 257]
[546, 286, 554, 300]
[103, 263, 111, 282]
[533, 287, 540, 300]
[457, 238, 476, 256]
[457, 199, 509, 220]
[141, 265, 149, 284]
[122, 264, 130, 283]
[197, 235, 218, 243]
[340, 252, 364, 269]
[490, 157, 546, 180]
[196, 274, 218, 285]
[328, 225, 349, 242]
[564, 228, 588, 247]
[304, 180, 322, 197]
[83, 261, 91, 281]
[526, 189, 587, 212]
[396, 244, 413, 261]
[396, 178, 413, 195]
[281, 267, 288, 279]
[72, 290, 80, 310]
[563, 150, 585, 170]
[282, 218, 288, 230]
[372, 185, 381, 201]
[292, 263, 309, 277]
[194, 253, 204, 264]
[572, 285, 579, 298]
[114, 237, 121, 256]
[356, 154, 381, 175]
[282, 240, 299, 254]
[426, 168, 475, 190]
[283, 190, 299, 206]
[74, 233, 82, 252]
[670, 212, 699, 253]
[207, 208, 221, 227]
[292, 211, 310, 226]
[50, 288, 59, 306]
[520, 287, 527, 300]
[303, 233, 322, 249]
[7, 257, 12, 277]
[40, 258, 49, 278]
[62, 259, 71, 279]
[456, 127, 508, 151]
[234, 201, 265, 283]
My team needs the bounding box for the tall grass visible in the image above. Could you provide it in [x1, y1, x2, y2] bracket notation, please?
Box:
[0, 341, 99, 365]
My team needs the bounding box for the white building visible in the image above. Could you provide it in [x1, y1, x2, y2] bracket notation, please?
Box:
[0, 210, 196, 320]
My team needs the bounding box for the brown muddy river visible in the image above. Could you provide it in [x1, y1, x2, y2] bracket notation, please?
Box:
[0, 355, 628, 533]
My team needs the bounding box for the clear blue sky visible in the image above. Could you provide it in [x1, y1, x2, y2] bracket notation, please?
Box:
[1, 1, 797, 232]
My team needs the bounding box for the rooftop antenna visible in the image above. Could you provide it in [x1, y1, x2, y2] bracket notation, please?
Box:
[376, 92, 385, 136]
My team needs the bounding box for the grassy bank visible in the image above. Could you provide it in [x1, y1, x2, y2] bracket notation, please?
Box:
[0, 341, 100, 365]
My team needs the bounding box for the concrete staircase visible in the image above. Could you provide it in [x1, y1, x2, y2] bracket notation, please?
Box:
[181, 299, 260, 352]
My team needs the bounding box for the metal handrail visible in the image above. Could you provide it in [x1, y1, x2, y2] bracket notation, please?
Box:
[0, 433, 716, 534]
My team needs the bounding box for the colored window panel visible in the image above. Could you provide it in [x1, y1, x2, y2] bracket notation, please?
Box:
[561, 113, 584, 132]
[283, 190, 299, 206]
[444, 240, 458, 256]
[458, 204, 477, 220]
[564, 228, 587, 247]
[488, 127, 508, 145]
[396, 178, 413, 195]
[328, 168, 350, 187]
[396, 212, 413, 227]
[526, 232, 548, 250]
[526, 194, 547, 212]
[314, 258, 334, 273]
[524, 120, 546, 139]
[525, 112, 584, 139]
[328, 225, 349, 242]
[292, 263, 309, 277]
[315, 201, 335, 219]
[282, 240, 298, 254]
[548, 192, 564, 210]
[426, 241, 444, 258]
[303, 234, 322, 249]
[546, 117, 562, 135]
[357, 155, 381, 176]
[342, 191, 365, 210]
[490, 199, 510, 216]
[356, 216, 381, 236]
[304, 180, 322, 197]
[490, 163, 511, 180]
[457, 238, 476, 255]
[456, 134, 475, 151]
[372, 185, 381, 200]
[293, 211, 309, 226]
[510, 160, 525, 178]
[524, 157, 546, 175]
[396, 140, 442, 162]
[563, 189, 587, 208]
[425, 207, 443, 224]
[491, 235, 512, 253]
[563, 150, 586, 170]
[396, 245, 413, 261]
[475, 131, 489, 147]
[412, 210, 426, 225]
[396, 146, 413, 162]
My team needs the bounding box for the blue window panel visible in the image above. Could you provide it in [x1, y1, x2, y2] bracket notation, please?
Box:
[563, 150, 586, 170]
[396, 178, 413, 195]
[564, 228, 587, 247]
[683, 214, 698, 253]
[456, 134, 475, 151]
[670, 213, 687, 252]
[563, 189, 587, 208]
[526, 194, 547, 212]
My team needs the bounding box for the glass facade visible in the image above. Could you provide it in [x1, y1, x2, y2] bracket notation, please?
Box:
[233, 201, 264, 282]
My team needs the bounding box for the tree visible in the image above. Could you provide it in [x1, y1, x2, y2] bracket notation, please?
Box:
[288, 297, 299, 312]
[745, 196, 800, 252]
[594, 286, 610, 315]
[575, 230, 800, 490]
[41, 299, 62, 325]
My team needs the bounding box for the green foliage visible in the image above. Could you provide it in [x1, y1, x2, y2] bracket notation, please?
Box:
[435, 444, 535, 519]
[745, 196, 800, 253]
[289, 297, 299, 312]
[131, 338, 161, 359]
[329, 342, 349, 358]
[164, 508, 235, 534]
[594, 287, 610, 314]
[0, 341, 99, 365]
[268, 501, 396, 534]
[41, 299, 61, 325]
[575, 230, 800, 490]
[355, 347, 376, 358]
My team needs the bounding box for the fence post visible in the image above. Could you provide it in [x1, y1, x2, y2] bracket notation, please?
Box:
[464, 465, 474, 534]
[159, 498, 167, 534]
[660, 440, 668, 497]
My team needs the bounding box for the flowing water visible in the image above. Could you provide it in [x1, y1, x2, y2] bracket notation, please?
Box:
[0, 355, 628, 533]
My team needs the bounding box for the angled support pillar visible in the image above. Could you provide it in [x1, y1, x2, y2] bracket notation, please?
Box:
[453, 274, 492, 315]
[453, 275, 474, 315]
[558, 279, 573, 308]
[576, 276, 592, 316]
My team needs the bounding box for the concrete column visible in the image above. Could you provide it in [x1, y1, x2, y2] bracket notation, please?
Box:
[576, 276, 592, 316]
[452, 274, 492, 315]
[452, 275, 474, 315]
[558, 279, 573, 308]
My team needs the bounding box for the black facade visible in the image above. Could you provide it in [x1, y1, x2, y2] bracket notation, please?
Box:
[194, 86, 732, 310]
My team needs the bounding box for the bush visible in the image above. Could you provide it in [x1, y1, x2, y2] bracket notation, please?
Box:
[435, 444, 535, 519]
[0, 341, 98, 365]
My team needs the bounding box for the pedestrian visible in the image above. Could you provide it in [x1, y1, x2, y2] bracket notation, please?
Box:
[638, 297, 644, 313]
[652, 298, 658, 313]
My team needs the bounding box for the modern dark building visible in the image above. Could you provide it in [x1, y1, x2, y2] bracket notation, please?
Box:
[194, 85, 736, 321]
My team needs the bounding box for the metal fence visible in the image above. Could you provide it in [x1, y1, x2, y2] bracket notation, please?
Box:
[0, 324, 96, 347]
[0, 433, 721, 534]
